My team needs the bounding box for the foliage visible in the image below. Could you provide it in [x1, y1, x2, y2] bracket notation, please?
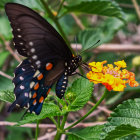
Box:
[0, 0, 140, 139]
[67, 125, 104, 140]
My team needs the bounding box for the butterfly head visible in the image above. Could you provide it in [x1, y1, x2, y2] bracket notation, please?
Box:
[73, 55, 82, 63]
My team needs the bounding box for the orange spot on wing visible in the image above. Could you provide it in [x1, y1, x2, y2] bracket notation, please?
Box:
[46, 88, 51, 95]
[39, 96, 44, 103]
[34, 83, 39, 90]
[32, 92, 37, 98]
[37, 73, 43, 80]
[33, 99, 37, 105]
[46, 63, 53, 71]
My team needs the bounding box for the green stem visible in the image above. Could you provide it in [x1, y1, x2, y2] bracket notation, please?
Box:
[35, 120, 40, 140]
[54, 113, 68, 140]
[54, 130, 62, 140]
[64, 89, 108, 130]
[50, 117, 58, 127]
[57, 116, 61, 128]
[60, 113, 68, 129]
[57, 0, 66, 16]
[40, 0, 75, 54]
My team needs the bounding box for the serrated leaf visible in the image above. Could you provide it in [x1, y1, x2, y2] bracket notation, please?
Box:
[103, 99, 140, 139]
[17, 102, 62, 125]
[115, 0, 140, 15]
[67, 125, 104, 140]
[65, 77, 93, 112]
[0, 90, 15, 103]
[65, 0, 125, 21]
[104, 125, 140, 140]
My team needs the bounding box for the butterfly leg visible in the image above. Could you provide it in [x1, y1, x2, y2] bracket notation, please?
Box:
[70, 71, 88, 79]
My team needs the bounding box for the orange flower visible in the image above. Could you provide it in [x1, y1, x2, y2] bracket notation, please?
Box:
[86, 60, 139, 91]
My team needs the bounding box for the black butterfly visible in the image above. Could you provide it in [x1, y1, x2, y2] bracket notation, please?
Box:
[5, 3, 85, 115]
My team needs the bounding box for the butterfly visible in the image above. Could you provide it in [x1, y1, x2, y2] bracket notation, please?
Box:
[5, 3, 87, 115]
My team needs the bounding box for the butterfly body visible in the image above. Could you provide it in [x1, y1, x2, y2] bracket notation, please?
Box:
[5, 3, 82, 115]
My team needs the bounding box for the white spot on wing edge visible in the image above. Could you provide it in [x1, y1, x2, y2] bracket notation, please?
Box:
[29, 41, 34, 46]
[36, 61, 41, 65]
[65, 72, 67, 75]
[30, 48, 35, 53]
[64, 77, 67, 80]
[18, 35, 22, 38]
[20, 85, 25, 90]
[32, 55, 37, 60]
[24, 92, 28, 97]
[22, 68, 26, 71]
[17, 28, 21, 31]
[19, 76, 24, 80]
[20, 42, 23, 45]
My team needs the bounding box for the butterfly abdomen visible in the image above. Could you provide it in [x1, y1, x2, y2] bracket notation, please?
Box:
[56, 73, 68, 99]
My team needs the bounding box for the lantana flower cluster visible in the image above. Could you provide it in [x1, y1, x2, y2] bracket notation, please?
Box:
[86, 60, 139, 91]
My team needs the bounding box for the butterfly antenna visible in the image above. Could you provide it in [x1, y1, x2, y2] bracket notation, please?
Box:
[80, 40, 100, 55]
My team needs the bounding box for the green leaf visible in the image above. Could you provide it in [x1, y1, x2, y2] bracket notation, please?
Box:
[65, 77, 93, 112]
[0, 17, 12, 40]
[67, 125, 104, 140]
[0, 90, 15, 103]
[0, 51, 10, 68]
[95, 52, 119, 64]
[78, 17, 124, 50]
[103, 99, 140, 139]
[104, 125, 140, 140]
[13, 0, 43, 11]
[17, 102, 62, 125]
[6, 112, 33, 140]
[115, 0, 140, 15]
[65, 0, 125, 21]
[0, 76, 13, 91]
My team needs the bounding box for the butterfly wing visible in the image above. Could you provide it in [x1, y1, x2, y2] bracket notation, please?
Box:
[5, 3, 72, 114]
[5, 3, 72, 68]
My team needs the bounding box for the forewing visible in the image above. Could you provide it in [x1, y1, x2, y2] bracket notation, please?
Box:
[5, 3, 72, 69]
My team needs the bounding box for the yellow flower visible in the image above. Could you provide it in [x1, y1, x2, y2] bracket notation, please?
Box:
[86, 60, 139, 92]
[114, 60, 127, 68]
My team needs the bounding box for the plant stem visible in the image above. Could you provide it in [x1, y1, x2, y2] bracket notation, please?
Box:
[35, 120, 40, 140]
[132, 0, 140, 20]
[60, 113, 68, 129]
[40, 0, 74, 53]
[57, 0, 65, 16]
[49, 117, 58, 127]
[57, 116, 60, 128]
[64, 89, 108, 130]
[54, 113, 68, 140]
